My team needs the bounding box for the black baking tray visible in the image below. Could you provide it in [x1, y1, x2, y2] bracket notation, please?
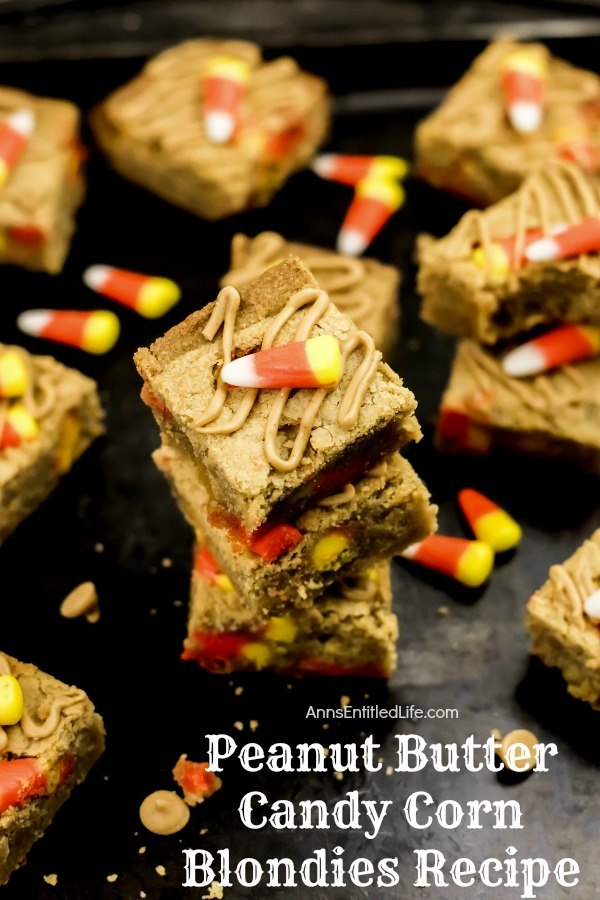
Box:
[1, 27, 600, 900]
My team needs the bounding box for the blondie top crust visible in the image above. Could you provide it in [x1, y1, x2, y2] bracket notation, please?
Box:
[415, 39, 600, 207]
[136, 258, 420, 531]
[436, 340, 600, 473]
[418, 161, 600, 344]
[0, 87, 84, 274]
[183, 556, 398, 678]
[91, 39, 330, 221]
[0, 652, 104, 885]
[526, 530, 600, 708]
[154, 440, 436, 618]
[222, 232, 401, 355]
[0, 345, 104, 544]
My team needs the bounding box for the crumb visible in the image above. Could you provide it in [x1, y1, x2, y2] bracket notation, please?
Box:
[385, 765, 394, 776]
[233, 721, 243, 731]
[234, 686, 243, 696]
[249, 720, 258, 732]
[322, 723, 329, 730]
[156, 865, 167, 877]
[94, 542, 104, 553]
[340, 695, 350, 709]
[106, 874, 118, 883]
[286, 683, 292, 690]
[437, 605, 450, 617]
[364, 693, 370, 700]
[138, 847, 146, 854]
[103, 775, 109, 781]
[161, 557, 173, 568]
[200, 827, 208, 835]
[322, 747, 330, 756]
[333, 771, 344, 782]
[43, 874, 58, 886]
[202, 881, 224, 899]
[140, 894, 146, 899]
[174, 599, 183, 607]
[150, 608, 157, 615]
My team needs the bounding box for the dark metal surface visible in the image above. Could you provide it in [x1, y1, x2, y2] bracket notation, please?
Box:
[1, 42, 599, 900]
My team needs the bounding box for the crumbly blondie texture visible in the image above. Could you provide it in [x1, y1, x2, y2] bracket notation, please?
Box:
[526, 530, 600, 709]
[415, 39, 600, 207]
[0, 346, 104, 544]
[0, 653, 104, 885]
[418, 161, 600, 344]
[0, 87, 85, 273]
[183, 557, 398, 677]
[436, 340, 600, 473]
[154, 440, 436, 617]
[91, 40, 330, 220]
[222, 232, 401, 355]
[136, 257, 421, 531]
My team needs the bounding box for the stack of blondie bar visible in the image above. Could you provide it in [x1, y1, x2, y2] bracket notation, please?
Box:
[417, 159, 600, 472]
[135, 257, 436, 678]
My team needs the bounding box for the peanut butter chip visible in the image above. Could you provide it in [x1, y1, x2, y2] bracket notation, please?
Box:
[497, 729, 540, 772]
[60, 582, 100, 623]
[139, 790, 190, 835]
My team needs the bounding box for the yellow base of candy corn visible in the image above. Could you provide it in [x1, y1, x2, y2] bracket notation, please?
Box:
[9, 403, 39, 440]
[311, 532, 350, 570]
[241, 642, 272, 668]
[475, 509, 522, 553]
[264, 616, 298, 644]
[471, 244, 510, 279]
[82, 311, 120, 354]
[138, 279, 181, 318]
[306, 334, 342, 387]
[455, 541, 494, 588]
[0, 349, 28, 397]
[0, 674, 24, 726]
[0, 160, 8, 191]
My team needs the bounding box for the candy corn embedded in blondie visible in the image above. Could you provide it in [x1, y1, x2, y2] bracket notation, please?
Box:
[91, 40, 330, 220]
[0, 344, 104, 543]
[0, 652, 104, 885]
[0, 87, 85, 273]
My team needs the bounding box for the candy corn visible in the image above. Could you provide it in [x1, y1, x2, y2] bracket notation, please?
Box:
[0, 402, 39, 449]
[337, 177, 404, 256]
[553, 122, 598, 171]
[203, 56, 250, 144]
[502, 324, 600, 377]
[525, 216, 600, 262]
[221, 334, 342, 389]
[583, 589, 600, 623]
[0, 109, 35, 189]
[0, 349, 28, 398]
[401, 535, 494, 588]
[17, 309, 120, 355]
[83, 265, 180, 318]
[470, 228, 548, 276]
[501, 50, 547, 134]
[458, 488, 522, 552]
[437, 408, 492, 454]
[311, 154, 409, 188]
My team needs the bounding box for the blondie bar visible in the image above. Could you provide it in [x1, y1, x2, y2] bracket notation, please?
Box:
[526, 530, 600, 709]
[135, 257, 421, 531]
[91, 40, 330, 220]
[0, 345, 104, 543]
[183, 553, 398, 678]
[0, 87, 85, 273]
[436, 340, 600, 473]
[0, 652, 104, 885]
[154, 440, 435, 617]
[415, 39, 600, 207]
[222, 231, 401, 355]
[418, 161, 600, 343]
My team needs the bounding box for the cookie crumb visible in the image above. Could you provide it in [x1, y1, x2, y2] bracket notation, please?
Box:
[43, 874, 58, 886]
[234, 686, 243, 696]
[249, 720, 258, 732]
[140, 894, 146, 899]
[149, 608, 157, 615]
[340, 695, 350, 709]
[138, 846, 146, 854]
[161, 557, 173, 568]
[385, 765, 394, 776]
[156, 865, 166, 877]
[94, 542, 104, 553]
[286, 683, 293, 690]
[202, 882, 224, 899]
[60, 581, 100, 623]
[233, 721, 243, 731]
[106, 874, 118, 883]
[437, 605, 450, 617]
[333, 771, 344, 782]
[322, 723, 329, 730]
[173, 599, 184, 607]
[200, 827, 208, 835]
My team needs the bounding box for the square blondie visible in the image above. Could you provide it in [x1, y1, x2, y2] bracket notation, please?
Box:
[154, 440, 436, 617]
[0, 345, 104, 544]
[526, 530, 600, 709]
[418, 160, 600, 344]
[222, 232, 401, 355]
[415, 39, 600, 207]
[0, 87, 85, 273]
[183, 554, 398, 678]
[436, 340, 600, 473]
[135, 257, 421, 532]
[0, 652, 104, 885]
[91, 40, 330, 220]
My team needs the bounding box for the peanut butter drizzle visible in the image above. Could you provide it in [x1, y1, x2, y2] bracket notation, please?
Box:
[196, 286, 380, 473]
[549, 540, 600, 622]
[225, 233, 371, 319]
[316, 483, 356, 508]
[459, 341, 585, 418]
[340, 575, 379, 603]
[446, 162, 600, 279]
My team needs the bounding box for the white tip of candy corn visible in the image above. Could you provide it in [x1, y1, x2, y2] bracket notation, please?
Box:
[524, 237, 558, 262]
[584, 589, 600, 623]
[221, 355, 257, 387]
[508, 101, 542, 134]
[205, 110, 235, 144]
[83, 265, 111, 291]
[336, 229, 367, 257]
[502, 344, 545, 378]
[311, 155, 335, 178]
[400, 542, 421, 560]
[8, 108, 36, 137]
[17, 309, 52, 337]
